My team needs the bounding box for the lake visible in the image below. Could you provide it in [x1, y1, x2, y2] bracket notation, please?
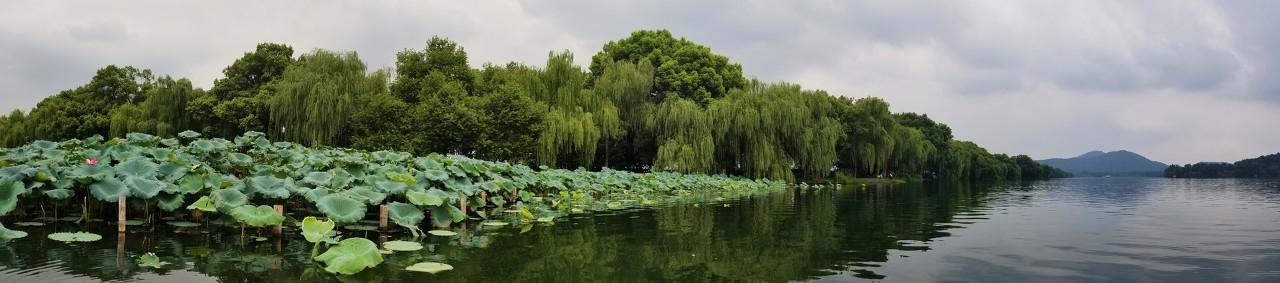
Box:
[1, 177, 1278, 282]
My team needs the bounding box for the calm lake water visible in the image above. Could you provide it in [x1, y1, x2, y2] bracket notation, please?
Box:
[1, 177, 1279, 282]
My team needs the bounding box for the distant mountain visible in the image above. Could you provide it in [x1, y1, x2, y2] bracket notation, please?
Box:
[1037, 150, 1167, 177]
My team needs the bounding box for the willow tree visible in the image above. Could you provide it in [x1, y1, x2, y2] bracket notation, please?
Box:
[646, 96, 714, 173]
[592, 58, 657, 170]
[708, 82, 839, 181]
[0, 110, 28, 147]
[526, 51, 623, 168]
[837, 97, 897, 177]
[888, 124, 933, 175]
[269, 50, 388, 147]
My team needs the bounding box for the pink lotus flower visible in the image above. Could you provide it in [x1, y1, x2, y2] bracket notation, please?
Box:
[85, 158, 98, 165]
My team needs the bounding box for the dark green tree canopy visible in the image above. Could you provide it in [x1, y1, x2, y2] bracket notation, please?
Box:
[589, 30, 746, 105]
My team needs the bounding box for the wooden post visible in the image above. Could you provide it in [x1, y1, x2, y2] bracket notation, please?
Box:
[117, 194, 126, 233]
[460, 198, 468, 217]
[378, 204, 388, 231]
[273, 205, 284, 235]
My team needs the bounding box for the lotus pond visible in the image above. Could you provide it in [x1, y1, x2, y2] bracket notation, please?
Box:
[0, 132, 786, 278]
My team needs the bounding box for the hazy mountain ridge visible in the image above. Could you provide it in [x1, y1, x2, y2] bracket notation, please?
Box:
[1037, 150, 1167, 176]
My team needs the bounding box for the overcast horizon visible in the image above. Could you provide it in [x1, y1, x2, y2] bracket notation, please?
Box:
[2, 0, 1278, 164]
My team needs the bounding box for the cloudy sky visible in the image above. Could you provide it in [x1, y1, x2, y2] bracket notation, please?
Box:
[2, 0, 1278, 164]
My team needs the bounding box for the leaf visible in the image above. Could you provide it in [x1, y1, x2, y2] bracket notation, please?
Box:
[124, 176, 163, 199]
[382, 240, 423, 251]
[303, 171, 333, 187]
[167, 221, 200, 227]
[48, 232, 102, 242]
[422, 169, 448, 181]
[0, 223, 27, 239]
[482, 221, 509, 227]
[178, 130, 201, 139]
[406, 188, 447, 207]
[230, 205, 285, 227]
[227, 153, 253, 165]
[69, 164, 113, 182]
[386, 202, 424, 230]
[0, 180, 25, 216]
[89, 177, 128, 203]
[300, 216, 335, 243]
[405, 262, 453, 274]
[427, 230, 457, 237]
[347, 187, 386, 205]
[155, 193, 185, 211]
[316, 195, 366, 223]
[248, 175, 290, 199]
[115, 159, 159, 178]
[137, 252, 166, 268]
[374, 180, 408, 195]
[313, 238, 383, 275]
[430, 206, 455, 228]
[210, 188, 247, 210]
[178, 174, 206, 194]
[186, 196, 216, 212]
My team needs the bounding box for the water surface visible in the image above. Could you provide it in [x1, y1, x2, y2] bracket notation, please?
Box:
[1, 177, 1278, 282]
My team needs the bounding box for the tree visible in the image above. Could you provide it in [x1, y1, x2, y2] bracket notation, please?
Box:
[391, 36, 474, 103]
[590, 30, 746, 105]
[269, 50, 388, 146]
[25, 65, 154, 140]
[191, 43, 295, 137]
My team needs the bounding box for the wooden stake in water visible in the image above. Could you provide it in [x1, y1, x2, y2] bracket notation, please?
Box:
[118, 194, 126, 233]
[378, 204, 388, 231]
[273, 205, 284, 235]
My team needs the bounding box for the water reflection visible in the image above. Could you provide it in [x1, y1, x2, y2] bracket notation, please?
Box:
[3, 178, 1278, 282]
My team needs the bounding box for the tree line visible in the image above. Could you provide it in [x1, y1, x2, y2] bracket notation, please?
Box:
[0, 30, 1067, 182]
[1164, 153, 1280, 178]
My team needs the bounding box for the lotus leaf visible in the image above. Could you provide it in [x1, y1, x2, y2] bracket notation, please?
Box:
[230, 205, 285, 227]
[303, 171, 333, 187]
[248, 175, 290, 199]
[382, 240, 423, 251]
[210, 188, 247, 210]
[406, 189, 447, 207]
[155, 193, 185, 211]
[89, 177, 128, 202]
[178, 174, 206, 194]
[316, 195, 366, 223]
[13, 222, 43, 226]
[427, 230, 457, 237]
[48, 232, 102, 242]
[300, 216, 336, 243]
[0, 223, 27, 239]
[115, 159, 159, 178]
[0, 181, 24, 216]
[137, 252, 166, 268]
[124, 176, 163, 199]
[187, 196, 216, 212]
[167, 221, 200, 227]
[405, 262, 453, 274]
[313, 238, 383, 275]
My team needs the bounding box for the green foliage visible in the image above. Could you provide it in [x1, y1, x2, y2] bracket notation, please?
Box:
[48, 232, 103, 242]
[316, 195, 366, 223]
[314, 238, 384, 275]
[137, 253, 167, 268]
[230, 205, 285, 227]
[269, 49, 388, 147]
[590, 29, 746, 105]
[300, 216, 336, 243]
[406, 262, 453, 274]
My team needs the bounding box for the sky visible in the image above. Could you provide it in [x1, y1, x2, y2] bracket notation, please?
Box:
[1, 0, 1278, 165]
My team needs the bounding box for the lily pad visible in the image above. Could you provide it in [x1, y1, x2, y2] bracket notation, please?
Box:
[427, 230, 457, 237]
[406, 262, 453, 274]
[481, 221, 509, 227]
[137, 252, 166, 268]
[316, 195, 366, 223]
[314, 238, 383, 275]
[300, 216, 336, 243]
[48, 232, 102, 242]
[124, 220, 145, 226]
[535, 216, 555, 223]
[13, 222, 44, 226]
[230, 205, 285, 227]
[0, 223, 27, 239]
[344, 225, 378, 231]
[382, 240, 424, 251]
[167, 221, 201, 227]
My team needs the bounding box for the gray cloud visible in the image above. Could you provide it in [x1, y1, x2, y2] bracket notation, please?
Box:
[0, 0, 1277, 164]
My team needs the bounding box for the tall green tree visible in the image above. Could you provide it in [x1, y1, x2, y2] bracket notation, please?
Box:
[269, 50, 388, 146]
[189, 43, 295, 137]
[25, 65, 154, 140]
[590, 29, 746, 105]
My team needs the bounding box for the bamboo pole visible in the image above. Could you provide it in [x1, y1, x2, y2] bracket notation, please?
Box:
[273, 205, 284, 235]
[460, 198, 468, 217]
[117, 194, 126, 233]
[378, 204, 388, 231]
